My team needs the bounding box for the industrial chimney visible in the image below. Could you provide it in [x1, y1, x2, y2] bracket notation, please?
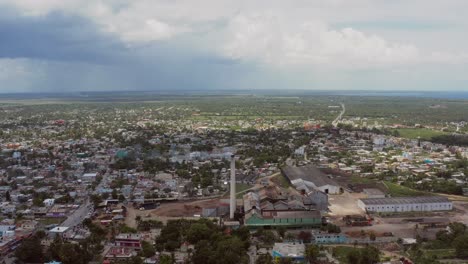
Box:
[230, 155, 236, 220]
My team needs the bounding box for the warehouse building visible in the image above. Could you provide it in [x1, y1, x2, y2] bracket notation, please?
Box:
[282, 165, 341, 194]
[358, 196, 452, 213]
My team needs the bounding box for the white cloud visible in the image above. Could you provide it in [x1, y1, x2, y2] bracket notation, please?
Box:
[223, 13, 424, 69]
[1, 0, 468, 70]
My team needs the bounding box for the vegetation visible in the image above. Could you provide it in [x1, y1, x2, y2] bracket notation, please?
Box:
[384, 181, 430, 197]
[156, 219, 250, 264]
[394, 128, 447, 140]
[332, 246, 381, 264]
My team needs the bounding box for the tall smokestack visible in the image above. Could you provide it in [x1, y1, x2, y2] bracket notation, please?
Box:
[230, 155, 236, 220]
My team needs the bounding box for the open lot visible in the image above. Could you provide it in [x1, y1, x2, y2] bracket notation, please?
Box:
[328, 192, 365, 217]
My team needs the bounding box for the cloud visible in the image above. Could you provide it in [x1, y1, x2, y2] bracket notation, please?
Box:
[0, 10, 128, 63]
[223, 13, 432, 69]
[0, 0, 468, 92]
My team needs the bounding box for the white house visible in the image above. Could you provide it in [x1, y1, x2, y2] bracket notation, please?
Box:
[82, 172, 97, 182]
[43, 198, 55, 207]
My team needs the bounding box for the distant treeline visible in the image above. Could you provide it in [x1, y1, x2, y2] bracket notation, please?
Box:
[431, 135, 468, 146]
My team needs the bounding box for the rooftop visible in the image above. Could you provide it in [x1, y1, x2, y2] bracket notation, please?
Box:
[272, 243, 305, 258]
[282, 165, 338, 187]
[115, 233, 141, 240]
[360, 196, 450, 205]
[49, 226, 70, 233]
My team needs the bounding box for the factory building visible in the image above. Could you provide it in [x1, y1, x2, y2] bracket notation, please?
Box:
[282, 165, 341, 194]
[243, 186, 323, 228]
[358, 196, 452, 213]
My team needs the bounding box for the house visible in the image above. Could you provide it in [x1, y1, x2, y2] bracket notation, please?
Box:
[272, 243, 305, 262]
[312, 232, 347, 244]
[48, 226, 70, 239]
[105, 247, 137, 262]
[282, 165, 341, 194]
[0, 225, 15, 238]
[43, 198, 55, 207]
[82, 172, 97, 182]
[115, 233, 142, 249]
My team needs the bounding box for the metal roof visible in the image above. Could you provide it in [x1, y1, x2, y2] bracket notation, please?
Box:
[360, 196, 450, 205]
[282, 165, 338, 187]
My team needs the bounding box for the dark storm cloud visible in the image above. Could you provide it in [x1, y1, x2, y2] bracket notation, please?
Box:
[0, 8, 128, 63]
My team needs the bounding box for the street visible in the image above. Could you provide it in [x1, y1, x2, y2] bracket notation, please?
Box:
[332, 103, 345, 127]
[61, 198, 92, 228]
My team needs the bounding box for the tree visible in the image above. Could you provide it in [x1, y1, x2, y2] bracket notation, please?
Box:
[277, 226, 286, 238]
[214, 237, 249, 264]
[59, 243, 87, 264]
[192, 240, 213, 264]
[255, 254, 273, 264]
[111, 189, 118, 199]
[344, 246, 380, 264]
[159, 255, 174, 264]
[15, 235, 45, 264]
[47, 234, 64, 260]
[140, 241, 156, 258]
[260, 230, 277, 245]
[360, 246, 380, 264]
[453, 234, 468, 258]
[297, 231, 312, 243]
[346, 249, 361, 264]
[305, 245, 320, 263]
[187, 223, 211, 244]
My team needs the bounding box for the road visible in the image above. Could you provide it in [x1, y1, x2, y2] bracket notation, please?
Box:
[332, 103, 345, 127]
[61, 198, 91, 228]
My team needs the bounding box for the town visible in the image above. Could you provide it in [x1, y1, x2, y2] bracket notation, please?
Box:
[0, 95, 467, 264]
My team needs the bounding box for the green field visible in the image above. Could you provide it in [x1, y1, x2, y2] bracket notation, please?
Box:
[350, 175, 376, 184]
[422, 249, 456, 259]
[331, 246, 356, 263]
[235, 183, 253, 198]
[394, 128, 448, 140]
[384, 181, 430, 197]
[271, 173, 292, 188]
[38, 217, 66, 226]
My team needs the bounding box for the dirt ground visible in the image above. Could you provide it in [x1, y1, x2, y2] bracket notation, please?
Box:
[125, 198, 223, 228]
[152, 199, 222, 217]
[328, 191, 366, 217]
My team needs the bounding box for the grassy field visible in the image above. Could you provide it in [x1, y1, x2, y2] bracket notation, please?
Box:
[350, 175, 376, 184]
[422, 249, 456, 259]
[384, 181, 431, 197]
[394, 128, 448, 140]
[38, 217, 66, 226]
[235, 183, 253, 198]
[331, 246, 361, 263]
[271, 173, 292, 188]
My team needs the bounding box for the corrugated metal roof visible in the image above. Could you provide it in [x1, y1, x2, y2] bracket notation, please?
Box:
[282, 165, 338, 187]
[360, 196, 450, 205]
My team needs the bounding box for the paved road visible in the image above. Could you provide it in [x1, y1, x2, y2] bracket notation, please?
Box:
[61, 198, 91, 227]
[332, 103, 345, 127]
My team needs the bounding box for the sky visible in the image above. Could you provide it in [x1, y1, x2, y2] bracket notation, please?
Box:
[0, 0, 468, 93]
